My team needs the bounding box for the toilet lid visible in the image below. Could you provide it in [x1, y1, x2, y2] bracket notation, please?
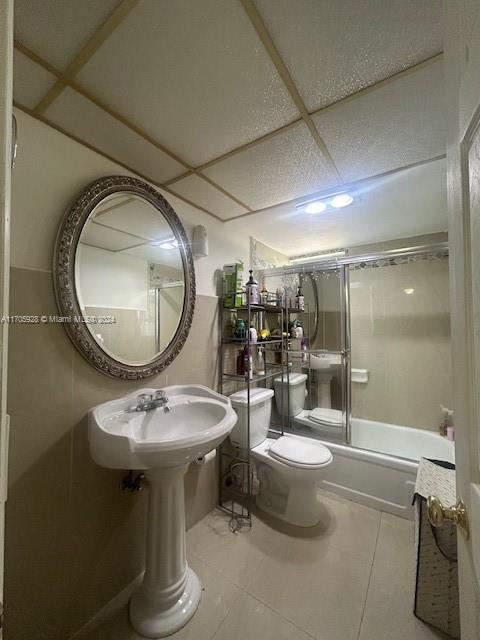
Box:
[309, 407, 343, 426]
[269, 436, 332, 468]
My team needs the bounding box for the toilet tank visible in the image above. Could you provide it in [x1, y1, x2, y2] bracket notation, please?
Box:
[274, 372, 308, 417]
[229, 388, 274, 449]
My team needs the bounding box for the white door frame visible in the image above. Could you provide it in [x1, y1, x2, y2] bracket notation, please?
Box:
[0, 0, 12, 633]
[445, 1, 480, 636]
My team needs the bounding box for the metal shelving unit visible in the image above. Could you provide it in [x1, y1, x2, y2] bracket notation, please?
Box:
[217, 292, 288, 530]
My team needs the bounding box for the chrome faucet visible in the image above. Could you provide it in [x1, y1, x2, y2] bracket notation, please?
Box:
[135, 390, 170, 412]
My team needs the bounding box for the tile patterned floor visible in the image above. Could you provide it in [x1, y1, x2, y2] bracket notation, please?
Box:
[77, 492, 446, 640]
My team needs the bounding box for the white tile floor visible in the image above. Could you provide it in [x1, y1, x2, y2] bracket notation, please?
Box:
[77, 492, 446, 640]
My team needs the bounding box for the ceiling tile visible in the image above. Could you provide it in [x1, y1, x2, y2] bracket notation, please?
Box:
[226, 159, 448, 257]
[80, 223, 142, 252]
[312, 60, 446, 183]
[255, 0, 443, 112]
[203, 122, 340, 212]
[14, 0, 118, 70]
[124, 244, 183, 269]
[94, 196, 173, 242]
[168, 175, 248, 220]
[75, 0, 299, 166]
[44, 88, 186, 183]
[13, 48, 56, 109]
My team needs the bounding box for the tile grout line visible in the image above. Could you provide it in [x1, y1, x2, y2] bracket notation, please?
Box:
[238, 583, 318, 639]
[356, 511, 383, 640]
[208, 588, 246, 640]
[187, 548, 252, 640]
[241, 590, 319, 640]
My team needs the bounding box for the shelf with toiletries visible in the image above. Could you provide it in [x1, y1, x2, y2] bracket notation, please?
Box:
[223, 302, 285, 313]
[218, 264, 291, 528]
[221, 338, 285, 346]
[222, 363, 289, 384]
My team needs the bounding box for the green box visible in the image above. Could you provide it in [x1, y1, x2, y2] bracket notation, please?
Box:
[223, 262, 244, 308]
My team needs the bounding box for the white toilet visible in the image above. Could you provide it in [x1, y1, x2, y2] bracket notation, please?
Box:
[273, 372, 308, 417]
[229, 387, 333, 527]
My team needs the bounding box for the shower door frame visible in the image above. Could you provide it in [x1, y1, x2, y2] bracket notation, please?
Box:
[343, 241, 449, 449]
[263, 241, 449, 448]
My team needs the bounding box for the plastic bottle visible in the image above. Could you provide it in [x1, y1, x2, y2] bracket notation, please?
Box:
[439, 405, 454, 437]
[301, 336, 308, 363]
[243, 346, 253, 380]
[256, 347, 265, 376]
[260, 283, 269, 305]
[245, 270, 259, 305]
[276, 287, 285, 307]
[236, 349, 245, 375]
[296, 286, 305, 311]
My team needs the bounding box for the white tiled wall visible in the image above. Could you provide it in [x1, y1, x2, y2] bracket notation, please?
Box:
[350, 256, 452, 430]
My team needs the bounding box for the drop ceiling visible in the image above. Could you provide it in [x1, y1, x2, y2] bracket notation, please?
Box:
[12, 0, 446, 252]
[82, 195, 183, 268]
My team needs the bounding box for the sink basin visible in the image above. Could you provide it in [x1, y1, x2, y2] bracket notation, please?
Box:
[303, 352, 342, 371]
[88, 385, 237, 639]
[90, 385, 236, 468]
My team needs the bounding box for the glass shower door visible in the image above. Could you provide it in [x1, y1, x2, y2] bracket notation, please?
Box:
[285, 266, 348, 444]
[347, 252, 452, 457]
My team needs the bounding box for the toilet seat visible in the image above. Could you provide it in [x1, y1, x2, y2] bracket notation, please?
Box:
[309, 407, 343, 426]
[269, 436, 332, 469]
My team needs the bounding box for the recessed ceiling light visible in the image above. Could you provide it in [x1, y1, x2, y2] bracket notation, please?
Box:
[331, 194, 354, 208]
[304, 201, 327, 214]
[403, 288, 415, 295]
[297, 192, 356, 215]
[152, 238, 178, 250]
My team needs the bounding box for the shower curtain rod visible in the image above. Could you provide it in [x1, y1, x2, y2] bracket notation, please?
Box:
[261, 242, 449, 276]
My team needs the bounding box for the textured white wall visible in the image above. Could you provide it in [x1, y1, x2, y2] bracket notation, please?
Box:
[11, 109, 251, 295]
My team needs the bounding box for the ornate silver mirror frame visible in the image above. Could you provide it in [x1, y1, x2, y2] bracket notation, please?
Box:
[53, 175, 195, 379]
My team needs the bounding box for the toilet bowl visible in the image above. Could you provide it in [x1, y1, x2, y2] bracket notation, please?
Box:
[273, 372, 308, 418]
[229, 388, 333, 527]
[251, 435, 332, 526]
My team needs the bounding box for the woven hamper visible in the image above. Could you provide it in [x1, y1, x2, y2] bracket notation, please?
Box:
[414, 458, 460, 639]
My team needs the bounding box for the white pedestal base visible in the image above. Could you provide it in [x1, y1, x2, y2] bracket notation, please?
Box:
[129, 465, 202, 638]
[130, 567, 201, 638]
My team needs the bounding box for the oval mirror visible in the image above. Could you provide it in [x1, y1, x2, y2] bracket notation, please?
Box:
[54, 176, 195, 379]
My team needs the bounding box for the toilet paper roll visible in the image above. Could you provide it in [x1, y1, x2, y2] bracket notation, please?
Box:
[195, 449, 216, 465]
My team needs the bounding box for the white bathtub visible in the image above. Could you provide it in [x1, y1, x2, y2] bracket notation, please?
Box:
[350, 418, 455, 463]
[291, 416, 455, 519]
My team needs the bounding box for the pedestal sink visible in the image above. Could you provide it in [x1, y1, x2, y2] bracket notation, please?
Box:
[88, 385, 237, 638]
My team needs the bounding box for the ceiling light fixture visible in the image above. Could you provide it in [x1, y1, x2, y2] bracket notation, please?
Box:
[403, 288, 415, 295]
[331, 193, 354, 208]
[304, 201, 327, 215]
[297, 192, 356, 215]
[152, 238, 179, 250]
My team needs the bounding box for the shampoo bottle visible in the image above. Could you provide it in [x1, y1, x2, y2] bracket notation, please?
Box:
[244, 346, 253, 380]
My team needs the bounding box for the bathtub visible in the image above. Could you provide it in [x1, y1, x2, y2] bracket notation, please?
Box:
[290, 416, 455, 519]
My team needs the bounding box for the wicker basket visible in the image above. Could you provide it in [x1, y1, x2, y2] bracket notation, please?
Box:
[414, 459, 460, 639]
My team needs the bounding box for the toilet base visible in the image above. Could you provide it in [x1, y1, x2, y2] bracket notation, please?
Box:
[256, 481, 322, 527]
